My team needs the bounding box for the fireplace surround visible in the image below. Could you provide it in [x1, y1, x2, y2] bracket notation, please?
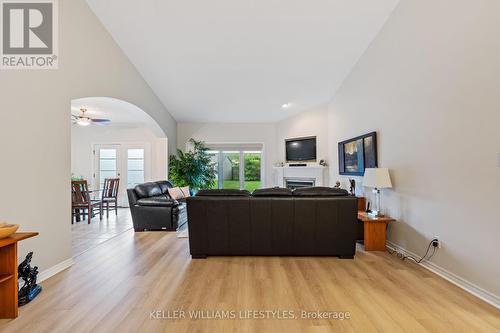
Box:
[285, 178, 315, 190]
[273, 165, 326, 188]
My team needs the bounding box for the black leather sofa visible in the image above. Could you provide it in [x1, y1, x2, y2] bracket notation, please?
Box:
[186, 187, 358, 258]
[127, 181, 187, 231]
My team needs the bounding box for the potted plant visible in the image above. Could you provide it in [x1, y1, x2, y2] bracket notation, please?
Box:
[169, 139, 217, 192]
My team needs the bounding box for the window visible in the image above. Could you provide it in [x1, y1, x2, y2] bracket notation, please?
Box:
[243, 151, 261, 192]
[98, 148, 118, 189]
[207, 151, 220, 189]
[204, 145, 263, 191]
[222, 151, 241, 189]
[127, 149, 145, 188]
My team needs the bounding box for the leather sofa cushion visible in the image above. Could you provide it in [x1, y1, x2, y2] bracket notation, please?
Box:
[156, 180, 174, 195]
[136, 196, 178, 207]
[252, 187, 293, 197]
[196, 189, 251, 197]
[134, 182, 162, 198]
[293, 187, 349, 196]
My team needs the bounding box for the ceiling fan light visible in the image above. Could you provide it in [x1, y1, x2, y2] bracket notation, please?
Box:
[77, 117, 91, 126]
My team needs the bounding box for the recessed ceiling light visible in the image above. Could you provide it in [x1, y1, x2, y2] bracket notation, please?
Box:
[281, 103, 293, 109]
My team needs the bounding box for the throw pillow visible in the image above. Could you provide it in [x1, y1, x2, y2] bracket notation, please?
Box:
[180, 186, 191, 198]
[168, 187, 185, 200]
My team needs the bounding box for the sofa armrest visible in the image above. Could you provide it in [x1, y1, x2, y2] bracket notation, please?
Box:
[127, 188, 139, 206]
[136, 197, 179, 207]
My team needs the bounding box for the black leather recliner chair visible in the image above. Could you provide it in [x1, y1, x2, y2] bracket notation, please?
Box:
[187, 187, 358, 258]
[127, 180, 187, 231]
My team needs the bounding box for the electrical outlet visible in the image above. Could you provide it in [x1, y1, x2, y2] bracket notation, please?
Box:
[433, 236, 441, 248]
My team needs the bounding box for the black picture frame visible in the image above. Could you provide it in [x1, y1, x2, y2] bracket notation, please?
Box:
[338, 132, 378, 176]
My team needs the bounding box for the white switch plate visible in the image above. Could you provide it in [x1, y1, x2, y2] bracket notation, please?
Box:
[498, 153, 500, 167]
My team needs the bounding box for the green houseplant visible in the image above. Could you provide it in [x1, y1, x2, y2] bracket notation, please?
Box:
[169, 139, 217, 191]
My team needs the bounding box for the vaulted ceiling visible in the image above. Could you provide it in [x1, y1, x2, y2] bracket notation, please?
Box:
[87, 0, 399, 123]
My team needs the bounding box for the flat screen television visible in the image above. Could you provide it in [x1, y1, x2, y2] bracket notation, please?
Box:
[285, 136, 317, 162]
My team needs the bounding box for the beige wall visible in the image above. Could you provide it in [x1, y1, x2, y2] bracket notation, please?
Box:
[0, 0, 176, 272]
[328, 0, 500, 299]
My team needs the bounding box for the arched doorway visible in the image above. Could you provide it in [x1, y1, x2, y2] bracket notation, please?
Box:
[70, 97, 169, 255]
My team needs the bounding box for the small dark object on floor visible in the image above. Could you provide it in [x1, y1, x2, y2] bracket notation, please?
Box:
[18, 252, 42, 306]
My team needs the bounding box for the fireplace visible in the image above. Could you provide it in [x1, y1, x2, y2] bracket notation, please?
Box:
[273, 165, 326, 188]
[285, 178, 315, 190]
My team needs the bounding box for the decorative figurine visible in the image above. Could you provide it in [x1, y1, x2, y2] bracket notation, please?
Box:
[18, 252, 42, 306]
[334, 181, 341, 188]
[349, 178, 356, 196]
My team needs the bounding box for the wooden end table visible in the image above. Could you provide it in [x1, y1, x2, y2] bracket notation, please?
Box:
[0, 232, 39, 318]
[357, 212, 395, 251]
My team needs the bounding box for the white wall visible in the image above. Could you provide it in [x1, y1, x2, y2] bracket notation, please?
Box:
[328, 0, 500, 299]
[276, 106, 330, 184]
[71, 125, 168, 187]
[177, 108, 330, 188]
[177, 123, 277, 187]
[0, 0, 177, 273]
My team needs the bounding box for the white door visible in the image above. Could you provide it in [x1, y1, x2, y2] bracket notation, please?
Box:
[94, 144, 121, 190]
[123, 146, 148, 206]
[94, 144, 150, 207]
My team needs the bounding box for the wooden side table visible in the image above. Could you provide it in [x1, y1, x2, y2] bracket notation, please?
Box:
[0, 232, 39, 318]
[357, 212, 395, 251]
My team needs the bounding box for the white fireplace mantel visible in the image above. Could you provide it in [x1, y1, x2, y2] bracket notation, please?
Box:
[273, 165, 327, 188]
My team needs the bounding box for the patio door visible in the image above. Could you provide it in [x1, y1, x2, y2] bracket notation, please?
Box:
[206, 146, 262, 192]
[94, 144, 150, 207]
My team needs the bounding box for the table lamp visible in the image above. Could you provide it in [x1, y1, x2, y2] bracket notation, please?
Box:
[363, 168, 392, 217]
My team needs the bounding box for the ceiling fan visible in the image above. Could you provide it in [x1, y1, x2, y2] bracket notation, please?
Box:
[71, 108, 111, 127]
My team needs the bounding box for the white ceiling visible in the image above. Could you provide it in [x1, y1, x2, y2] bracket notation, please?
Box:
[71, 97, 166, 137]
[86, 0, 399, 123]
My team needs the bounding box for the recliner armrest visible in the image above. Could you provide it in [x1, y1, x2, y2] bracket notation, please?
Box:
[136, 197, 179, 207]
[127, 188, 139, 206]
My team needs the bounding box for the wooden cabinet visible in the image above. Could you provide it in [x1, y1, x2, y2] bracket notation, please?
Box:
[357, 212, 395, 251]
[357, 197, 366, 212]
[0, 232, 38, 318]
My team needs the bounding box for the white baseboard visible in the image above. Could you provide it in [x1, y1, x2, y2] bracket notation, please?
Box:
[386, 241, 500, 310]
[38, 258, 74, 283]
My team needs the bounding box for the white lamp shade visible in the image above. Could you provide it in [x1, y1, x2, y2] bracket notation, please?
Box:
[363, 168, 392, 189]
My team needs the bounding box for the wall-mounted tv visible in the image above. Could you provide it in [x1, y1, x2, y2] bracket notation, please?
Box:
[286, 136, 317, 162]
[338, 132, 378, 176]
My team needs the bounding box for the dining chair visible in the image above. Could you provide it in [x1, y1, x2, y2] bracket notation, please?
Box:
[71, 180, 102, 224]
[102, 178, 120, 218]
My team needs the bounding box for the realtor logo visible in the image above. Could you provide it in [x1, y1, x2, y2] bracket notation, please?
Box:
[1, 0, 58, 69]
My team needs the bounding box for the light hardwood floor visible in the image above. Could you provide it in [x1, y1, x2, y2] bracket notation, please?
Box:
[71, 208, 133, 256]
[1, 225, 499, 332]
